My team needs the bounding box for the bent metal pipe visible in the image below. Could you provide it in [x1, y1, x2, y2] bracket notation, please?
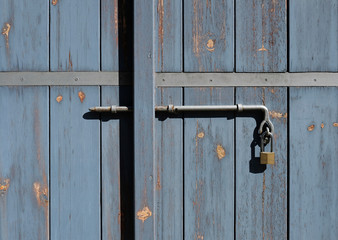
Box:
[89, 104, 274, 135]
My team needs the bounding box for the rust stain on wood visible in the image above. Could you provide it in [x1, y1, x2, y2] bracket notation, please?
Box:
[156, 166, 161, 190]
[157, 0, 164, 70]
[114, 0, 118, 47]
[0, 178, 10, 195]
[56, 95, 63, 103]
[333, 123, 338, 127]
[307, 124, 315, 131]
[2, 23, 11, 49]
[136, 206, 152, 222]
[78, 91, 85, 103]
[216, 145, 226, 160]
[52, 0, 58, 6]
[206, 39, 215, 52]
[68, 51, 73, 71]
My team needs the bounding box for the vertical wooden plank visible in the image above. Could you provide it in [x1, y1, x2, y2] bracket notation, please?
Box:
[236, 87, 287, 239]
[0, 0, 48, 71]
[290, 87, 338, 239]
[50, 0, 100, 71]
[0, 87, 49, 239]
[290, 1, 338, 71]
[101, 86, 134, 240]
[184, 88, 234, 240]
[101, 0, 133, 71]
[134, 0, 155, 238]
[236, 0, 286, 72]
[155, 0, 182, 72]
[155, 88, 183, 239]
[184, 0, 234, 72]
[50, 86, 100, 239]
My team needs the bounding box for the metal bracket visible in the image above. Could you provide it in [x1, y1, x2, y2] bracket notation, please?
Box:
[89, 104, 274, 135]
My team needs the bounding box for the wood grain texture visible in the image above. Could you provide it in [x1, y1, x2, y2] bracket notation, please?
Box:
[155, 88, 183, 239]
[290, 87, 338, 239]
[50, 0, 100, 71]
[184, 87, 234, 240]
[0, 0, 48, 71]
[184, 0, 234, 72]
[101, 86, 134, 240]
[101, 0, 133, 71]
[290, 0, 338, 72]
[236, 0, 286, 72]
[236, 87, 287, 239]
[134, 0, 155, 238]
[0, 87, 49, 239]
[155, 0, 182, 72]
[50, 86, 100, 240]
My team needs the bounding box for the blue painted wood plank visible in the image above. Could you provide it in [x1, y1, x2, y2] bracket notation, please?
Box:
[155, 0, 182, 72]
[236, 0, 286, 72]
[0, 87, 49, 239]
[184, 87, 234, 240]
[134, 0, 155, 238]
[236, 87, 287, 239]
[184, 0, 234, 72]
[290, 87, 338, 239]
[290, 1, 338, 71]
[155, 88, 183, 239]
[50, 0, 100, 71]
[50, 86, 100, 240]
[101, 0, 133, 71]
[101, 86, 134, 240]
[0, 0, 48, 71]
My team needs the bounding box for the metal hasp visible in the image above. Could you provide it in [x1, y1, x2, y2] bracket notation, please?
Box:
[89, 103, 274, 135]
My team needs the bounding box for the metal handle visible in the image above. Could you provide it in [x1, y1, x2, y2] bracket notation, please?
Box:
[89, 104, 274, 135]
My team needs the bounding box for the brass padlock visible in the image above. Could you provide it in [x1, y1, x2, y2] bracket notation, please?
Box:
[260, 133, 275, 165]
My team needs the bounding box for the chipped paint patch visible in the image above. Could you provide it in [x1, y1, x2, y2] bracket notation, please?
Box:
[216, 145, 226, 160]
[333, 123, 338, 127]
[0, 178, 10, 195]
[52, 0, 58, 5]
[197, 234, 204, 240]
[78, 91, 85, 103]
[56, 95, 63, 103]
[258, 44, 268, 52]
[321, 123, 324, 129]
[33, 182, 48, 207]
[197, 132, 205, 138]
[307, 124, 315, 131]
[2, 23, 11, 49]
[269, 111, 287, 119]
[136, 206, 152, 222]
[206, 39, 215, 52]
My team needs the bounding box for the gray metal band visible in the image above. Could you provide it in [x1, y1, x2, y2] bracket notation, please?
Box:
[0, 72, 337, 86]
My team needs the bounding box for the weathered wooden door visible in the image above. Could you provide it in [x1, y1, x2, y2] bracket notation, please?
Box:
[0, 0, 337, 240]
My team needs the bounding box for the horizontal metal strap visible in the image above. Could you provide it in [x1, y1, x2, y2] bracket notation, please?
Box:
[89, 104, 274, 134]
[0, 72, 336, 86]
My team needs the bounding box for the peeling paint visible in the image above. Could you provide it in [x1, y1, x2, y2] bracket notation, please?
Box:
[206, 39, 215, 52]
[78, 91, 85, 103]
[56, 95, 63, 103]
[197, 234, 204, 240]
[0, 178, 10, 195]
[136, 206, 152, 222]
[33, 182, 49, 207]
[269, 111, 287, 119]
[333, 123, 338, 127]
[52, 0, 58, 5]
[216, 145, 226, 159]
[156, 166, 161, 190]
[307, 124, 315, 131]
[197, 132, 205, 138]
[157, 0, 164, 70]
[2, 23, 11, 49]
[321, 123, 324, 129]
[258, 44, 268, 52]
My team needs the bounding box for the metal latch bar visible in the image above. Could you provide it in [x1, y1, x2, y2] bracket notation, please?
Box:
[89, 104, 274, 134]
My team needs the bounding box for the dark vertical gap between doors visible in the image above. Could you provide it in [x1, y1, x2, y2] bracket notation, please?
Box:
[48, 86, 51, 240]
[119, 0, 135, 239]
[182, 87, 185, 240]
[100, 86, 103, 240]
[233, 87, 237, 240]
[287, 87, 290, 240]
